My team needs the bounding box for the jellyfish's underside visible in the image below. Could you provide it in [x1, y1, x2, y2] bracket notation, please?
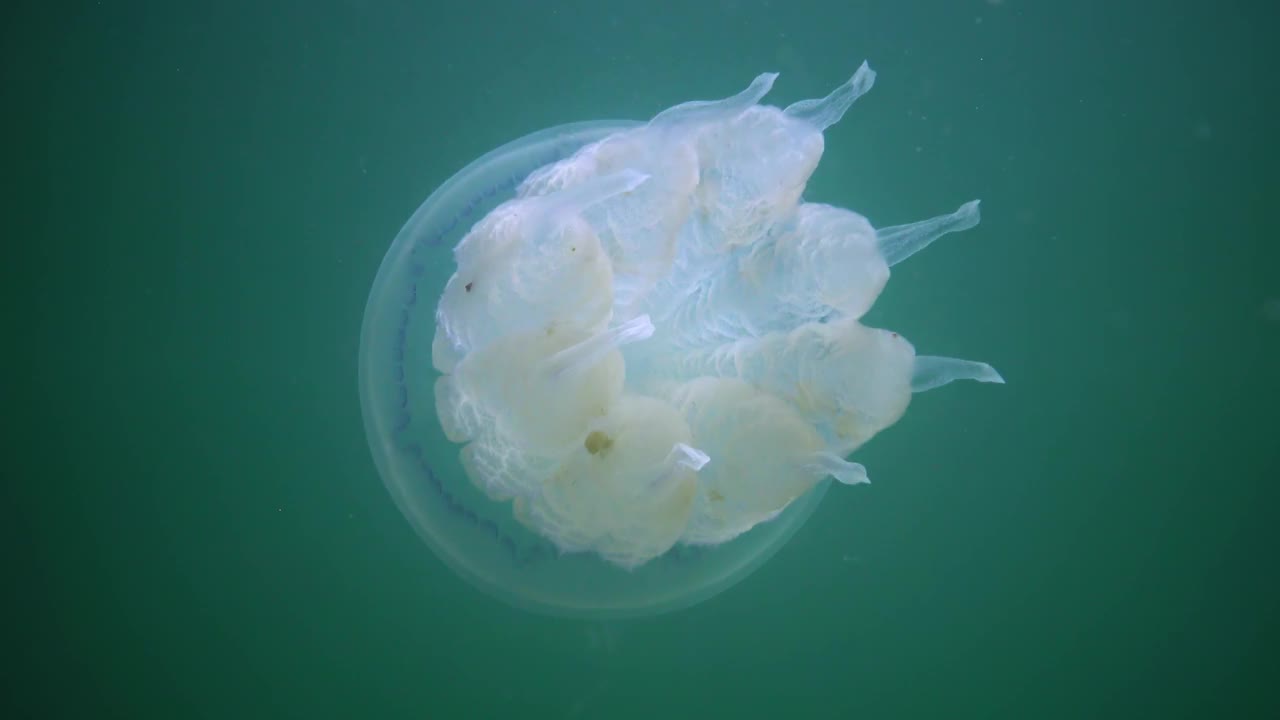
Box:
[359, 62, 1002, 618]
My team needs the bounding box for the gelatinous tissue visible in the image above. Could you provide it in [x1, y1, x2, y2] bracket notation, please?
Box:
[432, 63, 1002, 569]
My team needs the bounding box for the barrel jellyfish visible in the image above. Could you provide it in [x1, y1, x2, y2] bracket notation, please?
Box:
[358, 62, 1002, 617]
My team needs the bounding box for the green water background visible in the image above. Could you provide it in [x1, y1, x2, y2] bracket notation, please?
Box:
[8, 0, 1277, 717]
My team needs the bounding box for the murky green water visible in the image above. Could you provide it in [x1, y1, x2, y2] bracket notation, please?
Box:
[10, 1, 1275, 717]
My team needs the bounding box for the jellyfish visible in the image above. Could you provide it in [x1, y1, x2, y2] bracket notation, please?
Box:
[359, 62, 1002, 617]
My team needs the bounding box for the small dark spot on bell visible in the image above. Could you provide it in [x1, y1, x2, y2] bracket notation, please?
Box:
[464, 281, 473, 292]
[584, 430, 613, 456]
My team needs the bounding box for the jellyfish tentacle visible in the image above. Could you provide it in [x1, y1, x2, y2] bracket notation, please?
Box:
[805, 451, 870, 485]
[911, 355, 1005, 393]
[783, 61, 877, 131]
[877, 200, 981, 266]
[667, 442, 710, 471]
[544, 314, 654, 379]
[652, 72, 779, 125]
[649, 443, 709, 496]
